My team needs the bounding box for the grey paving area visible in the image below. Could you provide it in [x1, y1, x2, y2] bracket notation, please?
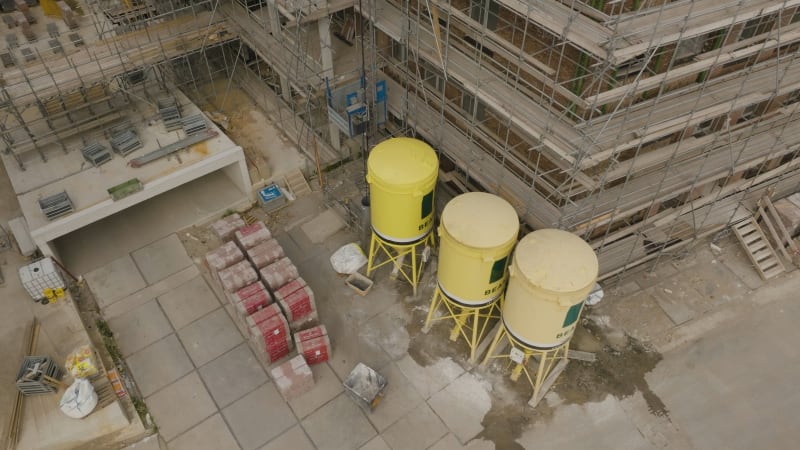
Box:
[95, 203, 800, 450]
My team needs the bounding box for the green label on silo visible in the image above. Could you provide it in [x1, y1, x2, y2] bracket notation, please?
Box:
[562, 302, 584, 327]
[421, 191, 434, 218]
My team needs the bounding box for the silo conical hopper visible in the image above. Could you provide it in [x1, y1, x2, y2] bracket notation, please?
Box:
[366, 138, 438, 243]
[502, 229, 598, 349]
[437, 192, 519, 305]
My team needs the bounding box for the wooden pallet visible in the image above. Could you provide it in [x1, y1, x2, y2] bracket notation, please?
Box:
[732, 216, 785, 280]
[283, 169, 312, 198]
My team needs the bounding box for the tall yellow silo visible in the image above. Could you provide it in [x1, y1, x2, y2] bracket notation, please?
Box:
[424, 192, 519, 363]
[365, 138, 438, 294]
[482, 228, 598, 406]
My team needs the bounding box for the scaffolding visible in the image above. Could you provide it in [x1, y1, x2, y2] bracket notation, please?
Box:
[3, 0, 800, 280]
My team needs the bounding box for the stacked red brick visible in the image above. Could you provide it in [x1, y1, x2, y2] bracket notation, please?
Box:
[294, 325, 331, 365]
[270, 355, 314, 401]
[211, 213, 246, 242]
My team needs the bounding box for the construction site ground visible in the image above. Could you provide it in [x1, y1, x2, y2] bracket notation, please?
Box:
[1, 114, 798, 450]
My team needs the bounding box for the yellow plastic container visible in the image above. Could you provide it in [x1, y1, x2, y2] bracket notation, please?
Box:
[367, 138, 438, 243]
[502, 229, 598, 349]
[437, 193, 519, 305]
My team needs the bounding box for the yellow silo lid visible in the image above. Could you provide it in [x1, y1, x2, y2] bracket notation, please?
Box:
[367, 138, 438, 188]
[514, 229, 598, 293]
[442, 192, 519, 248]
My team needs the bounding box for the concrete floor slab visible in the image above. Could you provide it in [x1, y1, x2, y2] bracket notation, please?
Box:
[84, 254, 147, 307]
[515, 396, 654, 450]
[178, 308, 243, 366]
[301, 208, 346, 244]
[146, 372, 217, 441]
[108, 299, 173, 357]
[301, 394, 376, 450]
[394, 355, 464, 400]
[199, 343, 269, 408]
[359, 436, 391, 450]
[360, 303, 411, 360]
[158, 275, 221, 330]
[287, 361, 344, 419]
[121, 434, 164, 450]
[326, 310, 392, 381]
[223, 383, 297, 450]
[132, 234, 193, 285]
[104, 266, 200, 320]
[258, 425, 315, 450]
[126, 334, 194, 397]
[168, 414, 241, 450]
[366, 363, 423, 432]
[381, 402, 447, 450]
[428, 373, 492, 444]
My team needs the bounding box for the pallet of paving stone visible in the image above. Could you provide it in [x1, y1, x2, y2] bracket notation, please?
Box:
[260, 258, 299, 291]
[217, 260, 258, 293]
[211, 213, 246, 242]
[246, 239, 285, 269]
[245, 303, 282, 329]
[225, 280, 268, 305]
[278, 286, 318, 331]
[296, 335, 331, 365]
[235, 222, 271, 250]
[234, 288, 272, 317]
[205, 241, 244, 279]
[273, 278, 307, 302]
[270, 355, 314, 401]
[250, 313, 292, 364]
[293, 325, 327, 347]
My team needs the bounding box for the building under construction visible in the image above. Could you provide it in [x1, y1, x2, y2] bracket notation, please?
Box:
[3, 0, 800, 281]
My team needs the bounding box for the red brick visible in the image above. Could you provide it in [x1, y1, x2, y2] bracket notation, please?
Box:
[245, 303, 282, 328]
[296, 335, 331, 365]
[218, 260, 258, 293]
[270, 355, 314, 401]
[235, 289, 272, 316]
[210, 214, 246, 242]
[260, 258, 299, 291]
[274, 278, 307, 302]
[278, 286, 316, 323]
[247, 239, 285, 269]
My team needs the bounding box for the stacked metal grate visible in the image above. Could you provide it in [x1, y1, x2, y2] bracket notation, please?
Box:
[157, 96, 182, 131]
[38, 191, 73, 220]
[181, 114, 207, 135]
[16, 356, 64, 395]
[81, 142, 113, 166]
[109, 130, 142, 156]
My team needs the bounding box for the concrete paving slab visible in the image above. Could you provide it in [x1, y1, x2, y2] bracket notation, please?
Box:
[301, 208, 346, 244]
[223, 383, 296, 450]
[258, 425, 314, 450]
[108, 299, 173, 357]
[168, 414, 241, 450]
[121, 434, 164, 450]
[146, 372, 217, 441]
[515, 396, 654, 450]
[648, 283, 707, 325]
[428, 373, 492, 444]
[629, 262, 679, 290]
[178, 308, 243, 366]
[288, 361, 344, 419]
[429, 434, 495, 450]
[104, 266, 200, 319]
[360, 303, 411, 360]
[126, 334, 194, 397]
[366, 363, 423, 432]
[158, 275, 221, 330]
[326, 308, 392, 380]
[395, 355, 464, 400]
[132, 234, 193, 284]
[381, 401, 447, 450]
[359, 436, 391, 450]
[199, 343, 269, 408]
[589, 290, 675, 344]
[686, 258, 748, 304]
[301, 394, 376, 450]
[718, 238, 765, 290]
[84, 254, 147, 307]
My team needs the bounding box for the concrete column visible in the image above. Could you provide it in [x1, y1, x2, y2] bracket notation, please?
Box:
[267, 0, 293, 103]
[318, 16, 341, 152]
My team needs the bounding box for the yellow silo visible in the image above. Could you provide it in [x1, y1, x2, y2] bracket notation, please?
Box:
[437, 192, 519, 305]
[366, 138, 438, 243]
[502, 229, 598, 349]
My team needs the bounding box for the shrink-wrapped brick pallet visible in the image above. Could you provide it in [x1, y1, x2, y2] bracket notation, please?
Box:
[218, 260, 258, 293]
[296, 335, 331, 365]
[235, 222, 271, 250]
[210, 213, 246, 242]
[270, 355, 314, 401]
[260, 258, 299, 291]
[247, 239, 285, 269]
[250, 313, 292, 364]
[279, 286, 317, 331]
[205, 242, 244, 280]
[273, 278, 307, 302]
